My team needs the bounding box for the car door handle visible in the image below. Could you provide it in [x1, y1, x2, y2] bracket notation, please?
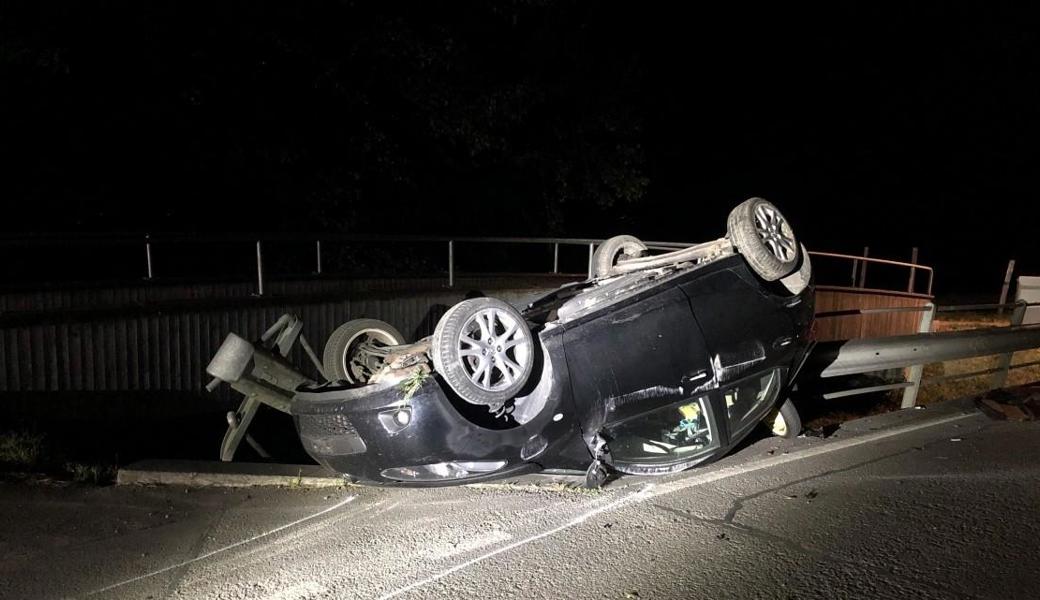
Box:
[681, 369, 711, 394]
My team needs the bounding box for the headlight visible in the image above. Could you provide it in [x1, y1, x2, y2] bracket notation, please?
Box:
[380, 460, 507, 482]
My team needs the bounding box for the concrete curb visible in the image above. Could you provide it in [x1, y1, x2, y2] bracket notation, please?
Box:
[116, 460, 346, 488]
[118, 397, 986, 489]
[116, 460, 592, 490]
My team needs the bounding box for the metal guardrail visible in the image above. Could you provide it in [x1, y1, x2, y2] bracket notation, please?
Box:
[0, 233, 932, 297]
[810, 250, 934, 296]
[808, 300, 1040, 408]
[0, 233, 689, 288]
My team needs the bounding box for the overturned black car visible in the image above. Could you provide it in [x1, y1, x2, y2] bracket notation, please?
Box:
[207, 198, 814, 487]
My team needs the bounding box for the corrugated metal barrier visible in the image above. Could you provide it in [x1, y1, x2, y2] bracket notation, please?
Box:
[0, 279, 566, 396]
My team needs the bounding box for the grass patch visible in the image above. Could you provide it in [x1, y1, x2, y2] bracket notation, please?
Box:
[1, 428, 116, 485]
[399, 368, 430, 402]
[0, 430, 46, 469]
[63, 462, 116, 485]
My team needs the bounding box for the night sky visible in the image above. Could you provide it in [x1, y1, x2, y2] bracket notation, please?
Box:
[2, 2, 1039, 296]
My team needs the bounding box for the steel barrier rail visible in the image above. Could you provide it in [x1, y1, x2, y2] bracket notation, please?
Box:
[0, 232, 930, 296]
[936, 302, 1024, 313]
[806, 300, 1040, 408]
[809, 250, 935, 296]
[814, 305, 932, 319]
[810, 325, 1040, 378]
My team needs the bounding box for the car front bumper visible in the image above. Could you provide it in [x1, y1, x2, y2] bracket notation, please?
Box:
[290, 376, 588, 486]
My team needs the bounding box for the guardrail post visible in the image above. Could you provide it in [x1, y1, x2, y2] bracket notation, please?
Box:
[553, 242, 559, 274]
[907, 247, 918, 293]
[315, 240, 322, 275]
[145, 235, 154, 279]
[858, 246, 870, 288]
[587, 243, 594, 279]
[998, 259, 1016, 315]
[448, 240, 454, 288]
[991, 300, 1027, 389]
[900, 302, 935, 409]
[256, 241, 264, 296]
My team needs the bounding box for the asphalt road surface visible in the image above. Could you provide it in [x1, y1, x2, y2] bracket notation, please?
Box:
[3, 399, 1039, 600]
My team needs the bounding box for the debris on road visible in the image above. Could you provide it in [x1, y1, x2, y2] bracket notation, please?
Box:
[803, 424, 841, 439]
[977, 384, 1040, 421]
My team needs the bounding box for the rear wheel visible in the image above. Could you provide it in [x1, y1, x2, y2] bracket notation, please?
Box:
[592, 235, 648, 278]
[323, 319, 405, 384]
[584, 460, 609, 489]
[779, 243, 812, 295]
[728, 198, 799, 281]
[431, 298, 535, 405]
[767, 399, 801, 439]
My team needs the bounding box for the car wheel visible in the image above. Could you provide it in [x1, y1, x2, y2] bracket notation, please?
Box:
[779, 243, 812, 295]
[767, 399, 802, 439]
[323, 319, 405, 384]
[727, 198, 799, 281]
[592, 235, 648, 278]
[431, 297, 535, 405]
[584, 460, 609, 489]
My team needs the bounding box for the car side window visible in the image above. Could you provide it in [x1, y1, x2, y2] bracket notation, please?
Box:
[604, 396, 719, 465]
[724, 369, 781, 439]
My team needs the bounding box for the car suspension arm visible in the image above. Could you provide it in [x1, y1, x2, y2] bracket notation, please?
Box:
[206, 314, 317, 461]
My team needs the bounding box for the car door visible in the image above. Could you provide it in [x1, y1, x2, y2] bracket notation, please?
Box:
[678, 261, 798, 442]
[562, 283, 719, 473]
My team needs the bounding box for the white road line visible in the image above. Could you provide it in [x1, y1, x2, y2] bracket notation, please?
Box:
[378, 411, 979, 599]
[83, 495, 357, 598]
[649, 412, 979, 498]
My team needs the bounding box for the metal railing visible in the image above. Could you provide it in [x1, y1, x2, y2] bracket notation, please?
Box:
[0, 233, 931, 297]
[808, 300, 1040, 408]
[810, 250, 934, 296]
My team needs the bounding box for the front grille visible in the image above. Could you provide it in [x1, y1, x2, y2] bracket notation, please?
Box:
[299, 413, 358, 437]
[297, 413, 367, 457]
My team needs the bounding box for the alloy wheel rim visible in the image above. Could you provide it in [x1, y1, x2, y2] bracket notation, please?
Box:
[457, 307, 531, 391]
[753, 203, 797, 263]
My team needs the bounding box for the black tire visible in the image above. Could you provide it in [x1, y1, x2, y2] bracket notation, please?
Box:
[322, 319, 405, 384]
[431, 297, 535, 405]
[584, 460, 609, 489]
[766, 399, 802, 439]
[727, 198, 799, 281]
[592, 235, 648, 278]
[779, 243, 812, 295]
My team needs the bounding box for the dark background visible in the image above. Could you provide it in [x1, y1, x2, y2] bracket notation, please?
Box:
[2, 1, 1037, 297]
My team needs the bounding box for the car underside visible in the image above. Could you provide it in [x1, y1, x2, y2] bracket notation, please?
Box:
[207, 198, 815, 487]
